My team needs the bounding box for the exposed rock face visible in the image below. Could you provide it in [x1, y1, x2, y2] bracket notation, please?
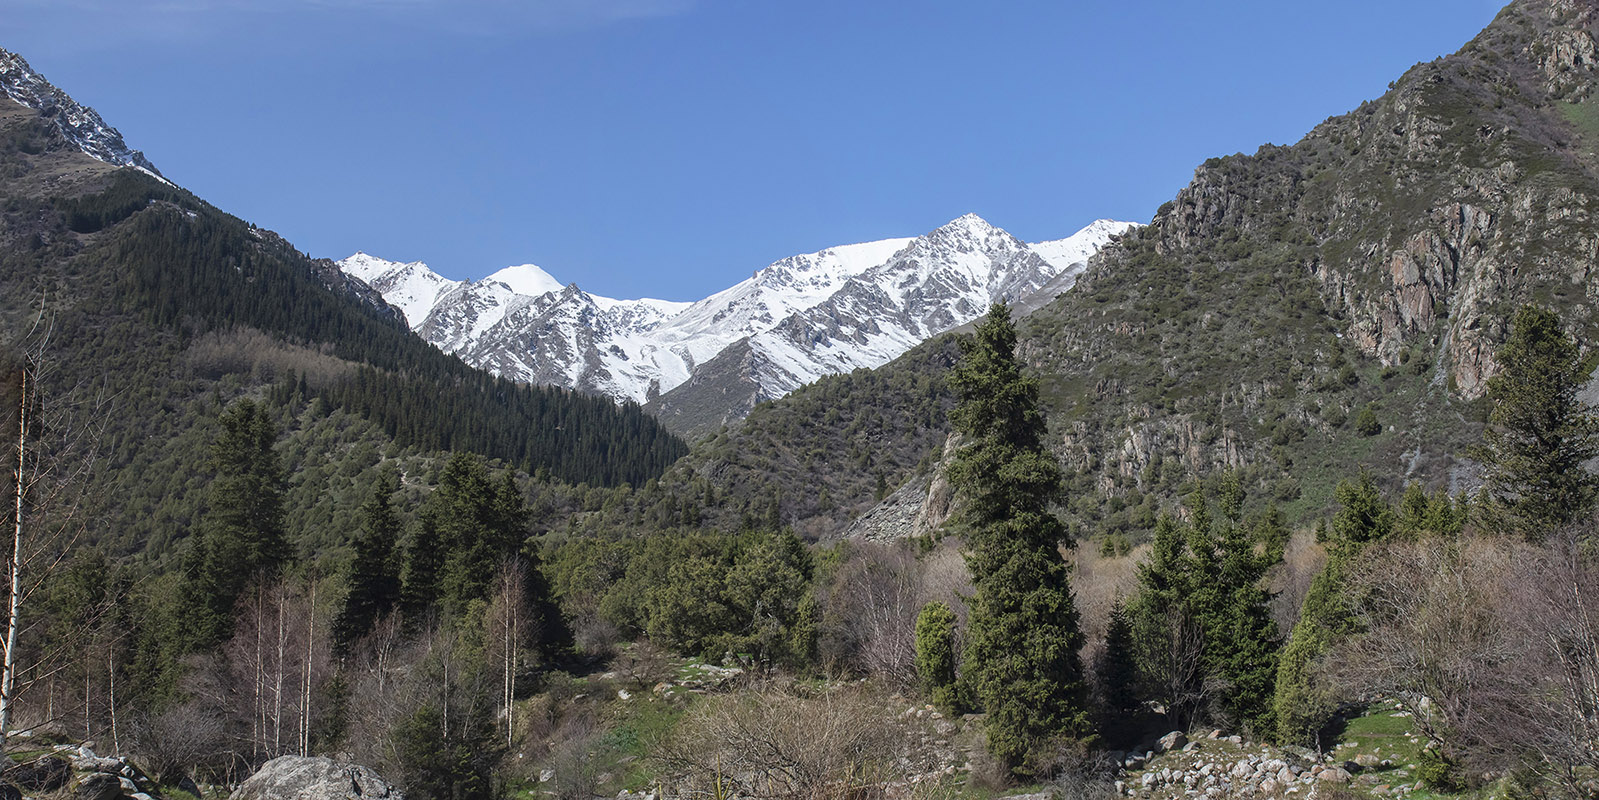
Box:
[0, 47, 164, 180]
[229, 756, 403, 800]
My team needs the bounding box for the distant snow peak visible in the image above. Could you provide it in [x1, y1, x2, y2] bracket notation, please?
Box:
[340, 214, 1138, 412]
[0, 47, 166, 182]
[486, 263, 563, 298]
[1030, 219, 1141, 275]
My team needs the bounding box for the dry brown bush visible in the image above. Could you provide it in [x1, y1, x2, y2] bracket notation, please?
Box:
[1270, 529, 1325, 635]
[1069, 540, 1145, 669]
[653, 684, 913, 800]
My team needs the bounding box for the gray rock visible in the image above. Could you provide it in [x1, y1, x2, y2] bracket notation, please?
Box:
[1318, 768, 1353, 784]
[74, 774, 121, 800]
[1157, 730, 1186, 752]
[230, 755, 403, 800]
[71, 756, 123, 774]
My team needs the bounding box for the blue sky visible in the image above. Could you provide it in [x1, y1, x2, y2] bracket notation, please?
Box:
[7, 0, 1505, 301]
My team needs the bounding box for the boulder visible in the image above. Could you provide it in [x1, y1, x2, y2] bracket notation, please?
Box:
[1157, 730, 1186, 752]
[1355, 753, 1382, 769]
[1318, 768, 1353, 784]
[5, 754, 71, 791]
[230, 756, 403, 800]
[74, 773, 122, 800]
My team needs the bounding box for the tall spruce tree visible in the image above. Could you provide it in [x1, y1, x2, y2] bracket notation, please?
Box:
[1093, 597, 1141, 744]
[333, 470, 403, 651]
[947, 302, 1090, 772]
[180, 398, 288, 648]
[1478, 305, 1599, 536]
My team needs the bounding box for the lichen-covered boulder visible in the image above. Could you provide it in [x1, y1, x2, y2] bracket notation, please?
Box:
[230, 756, 402, 800]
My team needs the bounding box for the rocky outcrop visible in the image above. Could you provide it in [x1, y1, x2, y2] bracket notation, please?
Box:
[229, 756, 403, 800]
[0, 47, 165, 180]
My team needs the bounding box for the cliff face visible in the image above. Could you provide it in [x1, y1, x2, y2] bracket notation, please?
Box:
[1126, 0, 1599, 399]
[784, 0, 1599, 540]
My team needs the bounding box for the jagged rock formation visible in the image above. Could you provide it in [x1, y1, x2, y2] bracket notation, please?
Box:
[0, 48, 164, 181]
[341, 218, 1136, 434]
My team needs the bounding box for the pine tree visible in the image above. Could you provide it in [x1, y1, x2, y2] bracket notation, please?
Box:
[947, 302, 1090, 772]
[1128, 513, 1203, 727]
[1478, 305, 1599, 536]
[1129, 480, 1281, 734]
[1093, 597, 1141, 745]
[180, 398, 288, 648]
[333, 470, 403, 651]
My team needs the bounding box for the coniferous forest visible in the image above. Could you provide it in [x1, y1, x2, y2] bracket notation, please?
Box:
[6, 1, 1599, 799]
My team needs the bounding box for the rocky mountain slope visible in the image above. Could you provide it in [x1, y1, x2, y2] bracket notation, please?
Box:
[0, 47, 164, 181]
[652, 0, 1599, 539]
[340, 218, 1136, 434]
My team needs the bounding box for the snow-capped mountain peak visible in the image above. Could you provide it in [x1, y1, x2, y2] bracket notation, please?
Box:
[485, 263, 563, 298]
[337, 252, 459, 327]
[0, 47, 166, 182]
[341, 214, 1138, 418]
[1030, 219, 1140, 274]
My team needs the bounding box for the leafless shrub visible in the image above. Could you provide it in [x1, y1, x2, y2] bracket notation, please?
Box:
[1270, 529, 1325, 635]
[654, 684, 909, 800]
[1328, 528, 1599, 793]
[817, 540, 978, 686]
[545, 712, 602, 800]
[131, 699, 232, 785]
[1039, 739, 1118, 800]
[819, 544, 920, 683]
[612, 640, 673, 692]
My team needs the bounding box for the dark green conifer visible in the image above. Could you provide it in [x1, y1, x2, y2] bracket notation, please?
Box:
[947, 302, 1090, 772]
[1093, 597, 1140, 744]
[1478, 305, 1599, 536]
[333, 470, 403, 651]
[180, 398, 287, 647]
[915, 601, 959, 712]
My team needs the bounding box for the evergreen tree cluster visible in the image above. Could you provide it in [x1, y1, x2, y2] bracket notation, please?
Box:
[70, 171, 684, 489]
[1123, 473, 1286, 736]
[546, 527, 817, 666]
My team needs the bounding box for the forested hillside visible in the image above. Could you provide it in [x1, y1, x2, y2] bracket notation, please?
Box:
[0, 97, 684, 561]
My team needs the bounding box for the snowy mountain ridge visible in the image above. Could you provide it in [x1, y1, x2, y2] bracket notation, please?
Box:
[339, 216, 1138, 412]
[0, 47, 166, 182]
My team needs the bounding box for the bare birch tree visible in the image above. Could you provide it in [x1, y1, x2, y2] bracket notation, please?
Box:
[484, 557, 536, 749]
[1, 307, 108, 750]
